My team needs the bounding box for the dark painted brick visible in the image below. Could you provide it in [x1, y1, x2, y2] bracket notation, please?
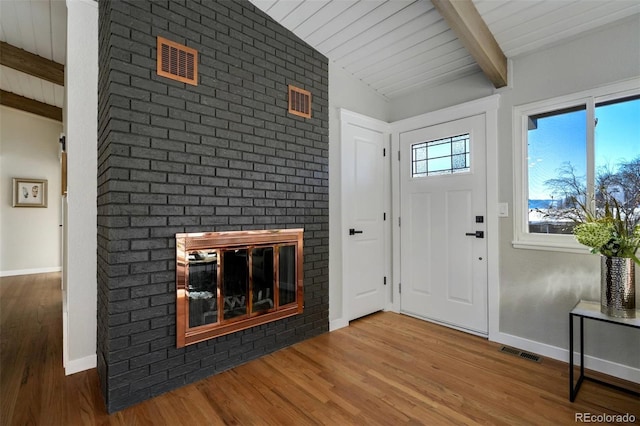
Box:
[150, 334, 175, 352]
[109, 312, 131, 327]
[149, 355, 186, 375]
[184, 206, 215, 216]
[130, 261, 168, 274]
[167, 195, 199, 205]
[129, 371, 168, 393]
[108, 251, 149, 264]
[168, 216, 199, 226]
[98, 0, 328, 414]
[168, 174, 200, 185]
[150, 314, 174, 330]
[167, 361, 203, 379]
[130, 283, 167, 298]
[151, 161, 185, 173]
[109, 367, 149, 389]
[109, 298, 149, 315]
[150, 293, 174, 306]
[150, 93, 185, 109]
[110, 275, 150, 290]
[228, 198, 253, 207]
[150, 228, 184, 238]
[130, 170, 166, 183]
[131, 217, 167, 227]
[130, 305, 168, 322]
[200, 216, 229, 226]
[149, 206, 184, 216]
[129, 347, 168, 368]
[110, 343, 150, 363]
[130, 239, 167, 251]
[150, 271, 175, 284]
[110, 180, 150, 193]
[199, 196, 229, 206]
[109, 288, 131, 302]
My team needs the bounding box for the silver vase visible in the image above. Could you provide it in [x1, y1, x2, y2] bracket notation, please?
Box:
[600, 256, 636, 318]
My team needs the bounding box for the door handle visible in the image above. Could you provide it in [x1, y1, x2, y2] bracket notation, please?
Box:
[465, 231, 484, 238]
[349, 228, 363, 236]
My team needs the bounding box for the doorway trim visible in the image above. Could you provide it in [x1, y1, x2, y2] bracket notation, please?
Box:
[63, 0, 99, 375]
[390, 94, 500, 340]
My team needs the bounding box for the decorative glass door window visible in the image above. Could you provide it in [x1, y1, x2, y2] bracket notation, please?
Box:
[412, 133, 470, 177]
[176, 229, 304, 347]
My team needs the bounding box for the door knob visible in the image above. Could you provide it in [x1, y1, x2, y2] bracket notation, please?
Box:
[465, 231, 484, 238]
[349, 228, 363, 235]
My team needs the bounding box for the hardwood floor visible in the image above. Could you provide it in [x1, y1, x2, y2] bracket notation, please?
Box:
[1, 273, 638, 425]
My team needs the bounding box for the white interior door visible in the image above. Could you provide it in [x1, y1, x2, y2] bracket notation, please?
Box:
[399, 114, 487, 335]
[342, 112, 387, 321]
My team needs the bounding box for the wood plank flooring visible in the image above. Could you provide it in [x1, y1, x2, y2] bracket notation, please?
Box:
[1, 273, 638, 425]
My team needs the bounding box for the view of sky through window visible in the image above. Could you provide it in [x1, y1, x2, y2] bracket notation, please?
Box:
[528, 107, 587, 202]
[594, 97, 640, 176]
[528, 97, 640, 204]
[526, 95, 639, 234]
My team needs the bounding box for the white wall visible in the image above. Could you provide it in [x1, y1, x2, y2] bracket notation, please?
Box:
[497, 16, 640, 375]
[0, 106, 63, 276]
[63, 0, 98, 375]
[328, 62, 389, 328]
[388, 71, 494, 122]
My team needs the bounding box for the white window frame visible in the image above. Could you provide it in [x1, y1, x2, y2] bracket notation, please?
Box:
[512, 78, 640, 253]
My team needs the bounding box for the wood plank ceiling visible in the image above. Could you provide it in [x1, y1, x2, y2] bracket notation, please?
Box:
[250, 0, 640, 100]
[0, 0, 638, 120]
[0, 0, 65, 122]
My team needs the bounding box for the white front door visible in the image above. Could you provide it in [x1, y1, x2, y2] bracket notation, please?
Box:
[341, 111, 388, 321]
[399, 114, 488, 335]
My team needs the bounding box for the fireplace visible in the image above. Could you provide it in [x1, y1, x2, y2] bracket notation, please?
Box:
[175, 229, 304, 347]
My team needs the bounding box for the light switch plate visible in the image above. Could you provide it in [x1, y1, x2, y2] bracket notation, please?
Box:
[498, 203, 509, 217]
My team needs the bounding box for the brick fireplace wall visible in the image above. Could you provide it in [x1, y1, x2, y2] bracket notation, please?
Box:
[97, 0, 329, 413]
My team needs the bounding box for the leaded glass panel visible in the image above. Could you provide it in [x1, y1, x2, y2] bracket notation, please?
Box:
[412, 133, 471, 177]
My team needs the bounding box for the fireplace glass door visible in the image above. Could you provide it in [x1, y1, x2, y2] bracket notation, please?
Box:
[279, 245, 296, 306]
[252, 247, 274, 314]
[177, 229, 304, 347]
[223, 249, 248, 320]
[187, 250, 218, 328]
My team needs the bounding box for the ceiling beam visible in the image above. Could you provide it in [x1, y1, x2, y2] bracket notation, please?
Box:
[431, 0, 507, 88]
[1, 90, 63, 122]
[0, 41, 64, 86]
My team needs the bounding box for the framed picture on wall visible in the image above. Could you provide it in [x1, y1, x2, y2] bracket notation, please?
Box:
[13, 178, 48, 208]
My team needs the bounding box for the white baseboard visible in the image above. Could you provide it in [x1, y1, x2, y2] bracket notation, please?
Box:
[62, 309, 96, 375]
[330, 318, 349, 332]
[65, 354, 96, 375]
[493, 331, 640, 384]
[0, 266, 62, 277]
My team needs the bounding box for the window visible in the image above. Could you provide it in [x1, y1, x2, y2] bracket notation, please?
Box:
[513, 80, 640, 252]
[411, 133, 470, 177]
[527, 105, 587, 235]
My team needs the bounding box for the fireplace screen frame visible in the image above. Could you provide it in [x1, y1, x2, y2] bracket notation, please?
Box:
[176, 229, 304, 348]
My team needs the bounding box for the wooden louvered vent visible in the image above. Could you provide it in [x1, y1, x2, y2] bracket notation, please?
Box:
[288, 85, 311, 119]
[157, 36, 198, 86]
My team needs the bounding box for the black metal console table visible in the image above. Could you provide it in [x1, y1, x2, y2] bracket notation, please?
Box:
[569, 300, 640, 402]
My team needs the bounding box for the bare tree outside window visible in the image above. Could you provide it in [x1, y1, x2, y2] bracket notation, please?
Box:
[532, 157, 640, 235]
